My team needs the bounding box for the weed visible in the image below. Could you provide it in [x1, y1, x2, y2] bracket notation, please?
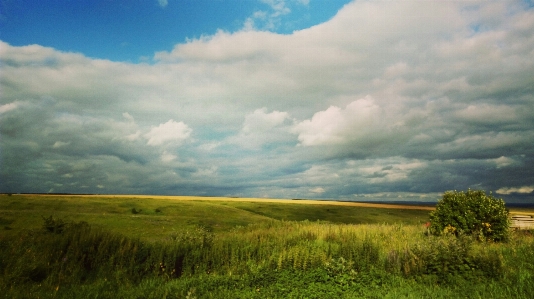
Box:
[384, 234, 506, 283]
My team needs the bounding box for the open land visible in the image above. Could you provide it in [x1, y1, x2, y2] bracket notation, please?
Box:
[1, 194, 533, 298]
[0, 194, 434, 240]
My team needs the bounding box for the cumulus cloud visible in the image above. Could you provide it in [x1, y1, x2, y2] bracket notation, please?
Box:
[228, 108, 293, 149]
[1, 1, 534, 202]
[144, 120, 192, 146]
[293, 96, 382, 146]
[242, 108, 289, 133]
[496, 186, 534, 195]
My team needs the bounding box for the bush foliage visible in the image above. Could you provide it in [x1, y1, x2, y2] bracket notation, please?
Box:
[429, 190, 510, 241]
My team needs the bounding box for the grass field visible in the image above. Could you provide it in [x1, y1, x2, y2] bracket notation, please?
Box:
[0, 194, 432, 240]
[1, 194, 533, 298]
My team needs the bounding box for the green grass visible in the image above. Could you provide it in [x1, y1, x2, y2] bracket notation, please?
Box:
[1, 194, 533, 298]
[0, 194, 430, 240]
[1, 195, 276, 240]
[219, 201, 429, 224]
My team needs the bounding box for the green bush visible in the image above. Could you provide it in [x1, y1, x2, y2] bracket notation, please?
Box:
[429, 190, 510, 241]
[42, 215, 67, 234]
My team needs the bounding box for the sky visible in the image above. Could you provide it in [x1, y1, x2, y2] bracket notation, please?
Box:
[1, 0, 534, 203]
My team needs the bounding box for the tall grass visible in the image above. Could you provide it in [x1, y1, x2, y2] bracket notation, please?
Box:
[1, 217, 533, 298]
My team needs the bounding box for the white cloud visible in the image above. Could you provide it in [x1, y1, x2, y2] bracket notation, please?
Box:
[0, 102, 20, 114]
[192, 166, 218, 178]
[261, 0, 291, 17]
[293, 96, 382, 146]
[242, 108, 290, 133]
[493, 156, 516, 168]
[293, 105, 346, 145]
[155, 30, 281, 63]
[455, 104, 518, 124]
[228, 108, 293, 149]
[52, 141, 70, 149]
[359, 160, 427, 184]
[435, 132, 526, 155]
[125, 131, 141, 141]
[384, 62, 409, 78]
[242, 0, 292, 30]
[144, 120, 192, 146]
[158, 0, 168, 8]
[122, 112, 134, 122]
[310, 187, 325, 194]
[496, 186, 534, 195]
[198, 141, 222, 152]
[160, 151, 177, 162]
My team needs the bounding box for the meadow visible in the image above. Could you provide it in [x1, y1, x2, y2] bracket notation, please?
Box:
[1, 194, 533, 298]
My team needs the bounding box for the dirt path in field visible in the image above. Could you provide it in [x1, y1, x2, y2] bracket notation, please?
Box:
[61, 194, 435, 211]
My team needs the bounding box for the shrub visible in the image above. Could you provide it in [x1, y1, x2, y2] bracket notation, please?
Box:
[42, 215, 67, 234]
[429, 190, 510, 241]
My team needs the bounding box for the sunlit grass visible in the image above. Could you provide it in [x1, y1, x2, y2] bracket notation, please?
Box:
[1, 194, 533, 298]
[0, 194, 431, 240]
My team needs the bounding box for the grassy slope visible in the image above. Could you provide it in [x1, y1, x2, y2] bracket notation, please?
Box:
[0, 195, 269, 241]
[217, 201, 430, 225]
[1, 194, 431, 240]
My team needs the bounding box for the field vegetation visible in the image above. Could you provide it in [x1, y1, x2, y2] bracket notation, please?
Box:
[1, 194, 533, 298]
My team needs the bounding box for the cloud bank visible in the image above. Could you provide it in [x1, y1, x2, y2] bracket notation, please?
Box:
[1, 0, 534, 203]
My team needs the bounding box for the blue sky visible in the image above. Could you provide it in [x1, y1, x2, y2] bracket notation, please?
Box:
[1, 0, 534, 203]
[1, 0, 350, 62]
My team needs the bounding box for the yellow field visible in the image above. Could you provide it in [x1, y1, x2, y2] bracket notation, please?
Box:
[31, 194, 436, 210]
